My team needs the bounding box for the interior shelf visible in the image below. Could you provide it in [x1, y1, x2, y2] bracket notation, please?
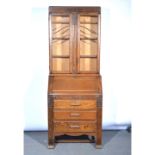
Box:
[80, 38, 97, 40]
[52, 38, 69, 40]
[52, 55, 70, 58]
[80, 22, 98, 24]
[80, 55, 97, 58]
[52, 22, 70, 24]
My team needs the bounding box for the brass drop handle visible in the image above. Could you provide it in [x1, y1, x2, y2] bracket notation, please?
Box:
[70, 103, 80, 106]
[70, 113, 80, 117]
[70, 101, 80, 106]
[69, 125, 80, 129]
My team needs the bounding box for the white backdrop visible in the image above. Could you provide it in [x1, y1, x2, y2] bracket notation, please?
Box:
[24, 0, 131, 131]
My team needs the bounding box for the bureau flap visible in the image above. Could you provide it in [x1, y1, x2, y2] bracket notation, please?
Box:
[48, 75, 102, 95]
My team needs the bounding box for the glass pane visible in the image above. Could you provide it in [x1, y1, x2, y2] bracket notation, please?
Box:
[52, 16, 69, 23]
[80, 39, 97, 56]
[80, 15, 98, 57]
[80, 24, 97, 38]
[52, 40, 69, 56]
[80, 58, 97, 72]
[52, 58, 69, 72]
[80, 16, 98, 23]
[52, 24, 69, 38]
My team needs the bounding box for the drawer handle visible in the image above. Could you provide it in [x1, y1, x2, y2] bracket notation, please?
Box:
[70, 113, 80, 117]
[69, 125, 80, 129]
[70, 103, 81, 106]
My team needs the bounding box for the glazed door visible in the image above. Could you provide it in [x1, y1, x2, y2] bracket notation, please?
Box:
[49, 14, 72, 73]
[77, 14, 100, 73]
[49, 13, 100, 74]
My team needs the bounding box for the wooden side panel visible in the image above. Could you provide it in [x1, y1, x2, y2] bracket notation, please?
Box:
[96, 96, 102, 148]
[48, 96, 54, 148]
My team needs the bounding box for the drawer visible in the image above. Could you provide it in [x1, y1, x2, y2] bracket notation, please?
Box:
[54, 100, 96, 110]
[54, 111, 96, 120]
[54, 121, 96, 133]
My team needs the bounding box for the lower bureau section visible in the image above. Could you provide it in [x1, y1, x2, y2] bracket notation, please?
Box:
[54, 121, 96, 133]
[48, 96, 102, 148]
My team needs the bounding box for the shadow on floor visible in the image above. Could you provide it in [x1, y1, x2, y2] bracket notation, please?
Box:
[103, 130, 119, 146]
[24, 130, 119, 148]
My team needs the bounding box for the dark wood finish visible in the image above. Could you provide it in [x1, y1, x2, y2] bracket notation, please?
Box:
[55, 139, 95, 143]
[49, 6, 101, 14]
[96, 96, 102, 148]
[48, 99, 54, 148]
[48, 6, 102, 149]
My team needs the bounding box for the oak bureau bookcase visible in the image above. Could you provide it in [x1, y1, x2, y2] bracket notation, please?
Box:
[48, 6, 102, 148]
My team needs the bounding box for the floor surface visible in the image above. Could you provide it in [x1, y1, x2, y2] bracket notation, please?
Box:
[24, 130, 131, 155]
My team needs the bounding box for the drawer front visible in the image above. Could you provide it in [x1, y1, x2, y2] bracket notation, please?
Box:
[54, 121, 96, 133]
[54, 100, 96, 110]
[54, 111, 96, 120]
